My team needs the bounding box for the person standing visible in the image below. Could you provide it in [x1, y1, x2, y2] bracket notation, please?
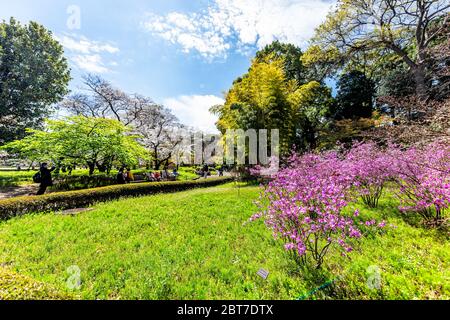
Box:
[36, 163, 55, 195]
[125, 168, 134, 183]
[202, 164, 209, 179]
[117, 168, 126, 184]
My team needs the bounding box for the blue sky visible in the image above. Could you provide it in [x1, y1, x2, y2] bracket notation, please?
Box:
[1, 0, 335, 132]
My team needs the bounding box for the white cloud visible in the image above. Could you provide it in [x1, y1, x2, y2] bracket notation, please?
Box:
[56, 34, 120, 73]
[142, 0, 335, 60]
[163, 95, 225, 133]
[58, 35, 119, 54]
[72, 54, 110, 74]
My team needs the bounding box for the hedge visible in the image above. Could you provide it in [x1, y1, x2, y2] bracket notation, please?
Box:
[0, 177, 233, 221]
[51, 174, 117, 191]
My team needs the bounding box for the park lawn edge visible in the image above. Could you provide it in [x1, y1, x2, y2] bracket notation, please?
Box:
[0, 177, 233, 221]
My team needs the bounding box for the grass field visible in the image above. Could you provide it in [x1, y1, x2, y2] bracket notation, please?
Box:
[0, 183, 448, 300]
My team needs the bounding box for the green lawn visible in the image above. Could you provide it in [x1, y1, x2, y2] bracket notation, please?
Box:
[0, 183, 448, 300]
[0, 170, 35, 188]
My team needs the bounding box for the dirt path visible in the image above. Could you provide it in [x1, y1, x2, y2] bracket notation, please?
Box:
[0, 184, 39, 200]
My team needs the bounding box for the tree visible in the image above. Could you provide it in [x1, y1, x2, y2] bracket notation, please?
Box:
[62, 74, 148, 126]
[255, 40, 307, 85]
[212, 56, 335, 154]
[288, 81, 335, 150]
[426, 16, 450, 100]
[376, 60, 416, 99]
[212, 56, 294, 154]
[335, 70, 375, 119]
[2, 116, 146, 175]
[0, 18, 70, 144]
[310, 0, 450, 100]
[62, 74, 187, 169]
[133, 104, 184, 170]
[301, 45, 342, 82]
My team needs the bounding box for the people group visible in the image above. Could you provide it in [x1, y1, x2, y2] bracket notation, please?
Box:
[33, 163, 224, 196]
[116, 167, 136, 184]
[146, 169, 179, 182]
[195, 164, 226, 179]
[117, 167, 179, 184]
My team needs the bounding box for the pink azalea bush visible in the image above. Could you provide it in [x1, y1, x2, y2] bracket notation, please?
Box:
[251, 141, 449, 268]
[344, 142, 395, 208]
[388, 142, 450, 222]
[252, 150, 385, 269]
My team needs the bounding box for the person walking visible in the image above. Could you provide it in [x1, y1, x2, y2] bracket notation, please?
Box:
[36, 163, 55, 195]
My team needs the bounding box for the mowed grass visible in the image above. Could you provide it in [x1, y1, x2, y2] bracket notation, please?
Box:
[0, 170, 35, 188]
[0, 183, 448, 300]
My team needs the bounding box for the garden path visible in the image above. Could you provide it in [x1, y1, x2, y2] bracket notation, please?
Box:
[0, 184, 38, 200]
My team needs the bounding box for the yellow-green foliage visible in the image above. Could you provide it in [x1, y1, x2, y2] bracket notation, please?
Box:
[1, 116, 148, 171]
[0, 267, 72, 300]
[212, 56, 334, 153]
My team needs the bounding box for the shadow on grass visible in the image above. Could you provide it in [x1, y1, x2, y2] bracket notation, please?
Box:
[359, 192, 449, 237]
[0, 172, 34, 188]
[280, 252, 342, 300]
[384, 204, 449, 238]
[0, 179, 23, 188]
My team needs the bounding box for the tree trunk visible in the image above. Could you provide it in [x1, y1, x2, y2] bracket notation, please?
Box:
[97, 162, 107, 173]
[87, 162, 96, 175]
[154, 147, 160, 170]
[413, 64, 428, 101]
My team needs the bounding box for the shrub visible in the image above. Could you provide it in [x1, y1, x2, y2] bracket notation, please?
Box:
[388, 142, 450, 223]
[344, 142, 394, 208]
[0, 177, 233, 221]
[0, 267, 72, 300]
[51, 173, 117, 191]
[252, 151, 384, 269]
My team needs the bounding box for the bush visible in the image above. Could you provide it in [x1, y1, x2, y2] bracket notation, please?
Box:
[0, 267, 72, 300]
[0, 177, 233, 221]
[51, 174, 117, 191]
[252, 151, 385, 269]
[344, 142, 394, 208]
[388, 142, 450, 222]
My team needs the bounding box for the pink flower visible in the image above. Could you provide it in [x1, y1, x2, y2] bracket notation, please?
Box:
[378, 221, 387, 228]
[284, 243, 296, 251]
[250, 141, 450, 268]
